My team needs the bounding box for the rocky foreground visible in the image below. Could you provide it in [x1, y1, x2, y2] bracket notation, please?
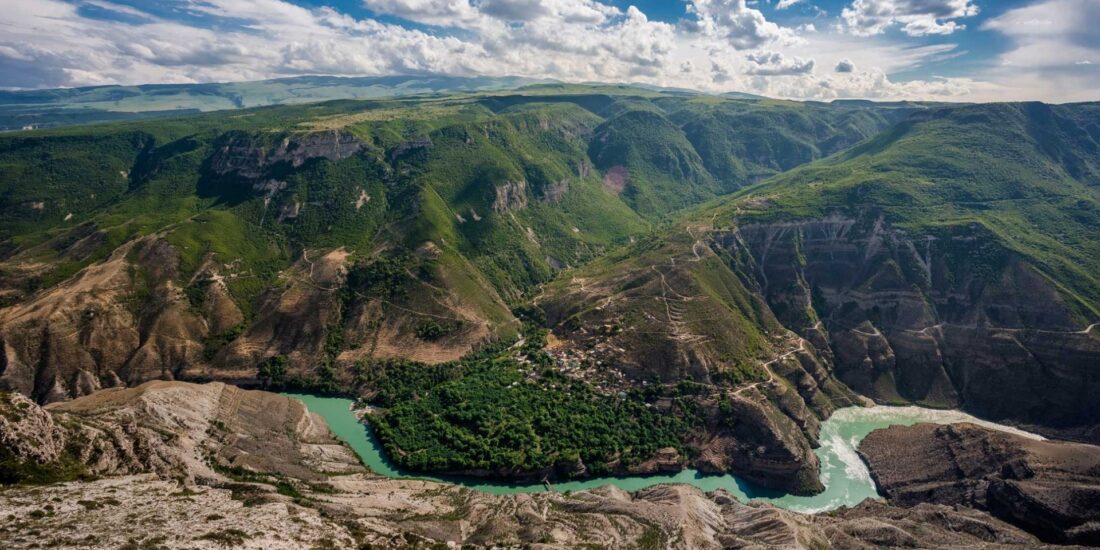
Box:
[1, 381, 1083, 549]
[860, 422, 1100, 546]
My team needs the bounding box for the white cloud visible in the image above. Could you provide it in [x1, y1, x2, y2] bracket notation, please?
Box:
[360, 0, 481, 27]
[480, 0, 618, 23]
[0, 0, 1074, 103]
[784, 32, 961, 75]
[358, 0, 619, 29]
[977, 0, 1100, 102]
[711, 61, 734, 83]
[744, 51, 815, 75]
[759, 67, 979, 101]
[685, 0, 796, 49]
[842, 0, 978, 37]
[982, 0, 1100, 70]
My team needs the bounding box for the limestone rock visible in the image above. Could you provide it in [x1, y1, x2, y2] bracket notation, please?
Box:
[0, 391, 67, 464]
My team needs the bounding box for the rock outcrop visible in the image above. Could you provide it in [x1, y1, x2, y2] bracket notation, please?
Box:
[695, 389, 825, 495]
[0, 392, 66, 465]
[491, 179, 528, 213]
[860, 422, 1100, 545]
[209, 130, 365, 179]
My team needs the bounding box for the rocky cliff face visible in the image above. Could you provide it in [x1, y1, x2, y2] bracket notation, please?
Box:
[693, 387, 827, 495]
[860, 422, 1100, 545]
[209, 130, 365, 179]
[0, 382, 1059, 549]
[727, 215, 1100, 442]
[0, 392, 66, 466]
[491, 179, 528, 213]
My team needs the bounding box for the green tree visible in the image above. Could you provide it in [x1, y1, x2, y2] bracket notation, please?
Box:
[257, 355, 289, 389]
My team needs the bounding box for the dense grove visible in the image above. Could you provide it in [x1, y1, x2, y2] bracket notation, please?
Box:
[365, 357, 688, 477]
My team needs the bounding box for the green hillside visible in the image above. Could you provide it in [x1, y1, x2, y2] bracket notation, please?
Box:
[720, 102, 1100, 318]
[0, 87, 916, 304]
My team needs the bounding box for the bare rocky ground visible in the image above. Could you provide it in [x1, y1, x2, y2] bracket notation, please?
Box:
[860, 422, 1100, 546]
[0, 475, 357, 549]
[0, 381, 1081, 549]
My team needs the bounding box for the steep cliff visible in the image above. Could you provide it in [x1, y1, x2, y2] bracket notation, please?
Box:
[860, 422, 1100, 545]
[729, 215, 1100, 441]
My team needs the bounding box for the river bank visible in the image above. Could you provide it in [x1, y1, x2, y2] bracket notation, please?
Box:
[287, 394, 1044, 513]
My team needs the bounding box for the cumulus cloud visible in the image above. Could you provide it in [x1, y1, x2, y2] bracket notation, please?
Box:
[360, 0, 618, 28]
[0, 0, 1051, 103]
[761, 67, 979, 101]
[480, 0, 618, 23]
[711, 61, 734, 84]
[744, 51, 815, 75]
[835, 58, 855, 72]
[842, 0, 978, 37]
[360, 0, 482, 27]
[685, 0, 796, 49]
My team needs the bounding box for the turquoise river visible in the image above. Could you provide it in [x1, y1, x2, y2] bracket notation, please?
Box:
[287, 394, 1043, 513]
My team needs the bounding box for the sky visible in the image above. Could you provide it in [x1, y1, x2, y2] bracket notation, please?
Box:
[0, 0, 1097, 102]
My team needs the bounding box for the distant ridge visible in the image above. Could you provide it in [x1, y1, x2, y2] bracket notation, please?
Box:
[720, 90, 768, 100]
[0, 75, 546, 130]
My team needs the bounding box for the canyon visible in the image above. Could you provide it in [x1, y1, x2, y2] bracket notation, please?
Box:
[1, 86, 1098, 548]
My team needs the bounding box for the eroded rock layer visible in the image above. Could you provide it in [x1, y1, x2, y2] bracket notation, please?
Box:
[860, 422, 1100, 545]
[727, 216, 1100, 442]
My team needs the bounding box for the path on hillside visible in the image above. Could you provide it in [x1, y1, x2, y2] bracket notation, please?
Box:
[650, 265, 709, 345]
[733, 338, 806, 397]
